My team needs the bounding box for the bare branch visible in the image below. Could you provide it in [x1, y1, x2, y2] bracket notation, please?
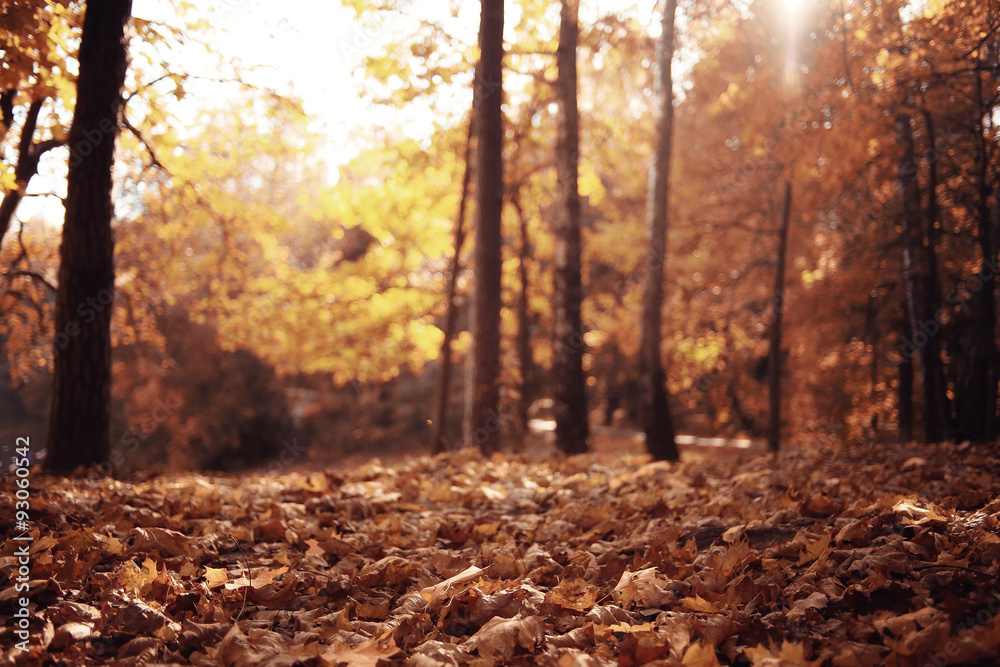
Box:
[6, 270, 57, 294]
[120, 113, 169, 174]
[32, 137, 65, 157]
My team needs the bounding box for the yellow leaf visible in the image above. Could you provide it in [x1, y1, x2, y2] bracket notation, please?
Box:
[745, 641, 820, 666]
[681, 595, 721, 613]
[204, 566, 229, 589]
[683, 643, 722, 666]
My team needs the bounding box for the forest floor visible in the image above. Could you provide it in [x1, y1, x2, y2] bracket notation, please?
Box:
[2, 439, 1000, 666]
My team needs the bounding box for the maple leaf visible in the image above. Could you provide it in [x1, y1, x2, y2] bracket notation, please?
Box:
[544, 577, 598, 612]
[460, 614, 546, 660]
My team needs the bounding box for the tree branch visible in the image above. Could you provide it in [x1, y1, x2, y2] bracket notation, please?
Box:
[0, 88, 15, 142]
[17, 99, 45, 166]
[32, 137, 66, 158]
[121, 112, 169, 174]
[6, 270, 57, 294]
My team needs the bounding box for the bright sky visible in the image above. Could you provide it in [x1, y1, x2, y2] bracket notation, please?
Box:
[20, 0, 661, 225]
[132, 0, 417, 170]
[127, 0, 661, 170]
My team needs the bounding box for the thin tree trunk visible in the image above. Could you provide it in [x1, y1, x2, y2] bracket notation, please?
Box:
[0, 97, 64, 246]
[467, 0, 504, 454]
[639, 0, 680, 462]
[512, 191, 537, 446]
[920, 109, 952, 434]
[0, 89, 15, 145]
[552, 0, 589, 455]
[895, 112, 945, 443]
[956, 74, 999, 442]
[864, 292, 880, 391]
[47, 0, 133, 473]
[898, 305, 915, 443]
[767, 180, 792, 453]
[432, 113, 474, 454]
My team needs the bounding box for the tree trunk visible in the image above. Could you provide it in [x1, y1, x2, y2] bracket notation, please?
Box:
[0, 97, 64, 246]
[552, 0, 589, 455]
[467, 0, 504, 454]
[767, 180, 792, 453]
[955, 74, 999, 442]
[46, 0, 133, 474]
[919, 109, 952, 434]
[512, 191, 537, 446]
[639, 0, 680, 462]
[432, 114, 474, 454]
[898, 303, 915, 443]
[895, 112, 945, 443]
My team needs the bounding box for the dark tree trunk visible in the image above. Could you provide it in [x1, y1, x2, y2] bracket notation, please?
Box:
[898, 303, 915, 443]
[46, 0, 133, 474]
[639, 0, 680, 462]
[467, 0, 504, 454]
[432, 114, 474, 454]
[864, 292, 881, 393]
[552, 0, 589, 455]
[0, 88, 15, 145]
[511, 191, 537, 445]
[767, 180, 792, 453]
[0, 97, 64, 246]
[603, 338, 624, 426]
[955, 74, 998, 442]
[895, 112, 945, 443]
[919, 109, 953, 433]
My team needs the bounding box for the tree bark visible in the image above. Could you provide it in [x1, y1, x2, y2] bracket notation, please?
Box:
[898, 302, 914, 443]
[46, 0, 132, 474]
[639, 0, 680, 462]
[955, 73, 999, 442]
[895, 112, 945, 444]
[432, 113, 474, 454]
[467, 0, 504, 454]
[767, 180, 792, 453]
[919, 109, 952, 433]
[552, 0, 589, 455]
[512, 191, 537, 445]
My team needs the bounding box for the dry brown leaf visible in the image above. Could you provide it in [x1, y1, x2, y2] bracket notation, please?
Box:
[204, 566, 229, 589]
[130, 526, 190, 557]
[683, 642, 722, 666]
[744, 641, 820, 666]
[461, 614, 546, 660]
[419, 565, 485, 603]
[21, 439, 1000, 665]
[544, 577, 598, 612]
[216, 625, 282, 666]
[48, 622, 95, 651]
[613, 567, 672, 609]
[606, 621, 656, 633]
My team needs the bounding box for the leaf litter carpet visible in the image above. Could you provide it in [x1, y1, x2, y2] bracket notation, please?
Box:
[2, 441, 1000, 665]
